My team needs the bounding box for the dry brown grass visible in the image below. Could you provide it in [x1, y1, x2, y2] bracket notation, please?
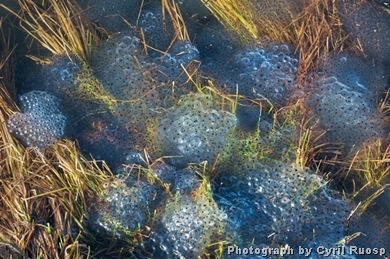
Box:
[0, 126, 112, 258]
[295, 116, 342, 170]
[379, 88, 390, 126]
[0, 0, 107, 63]
[292, 0, 352, 83]
[0, 18, 18, 116]
[0, 104, 112, 258]
[162, 0, 189, 42]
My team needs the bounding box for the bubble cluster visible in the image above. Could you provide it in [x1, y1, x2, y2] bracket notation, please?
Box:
[7, 91, 66, 150]
[213, 163, 350, 248]
[308, 76, 384, 154]
[158, 93, 237, 167]
[140, 194, 227, 258]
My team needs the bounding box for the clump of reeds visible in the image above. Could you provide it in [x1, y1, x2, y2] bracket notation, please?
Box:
[270, 101, 342, 170]
[0, 19, 112, 258]
[0, 0, 107, 64]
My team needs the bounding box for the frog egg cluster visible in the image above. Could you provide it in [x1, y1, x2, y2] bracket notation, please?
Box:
[139, 10, 174, 55]
[236, 45, 298, 104]
[7, 91, 66, 150]
[158, 93, 237, 167]
[139, 194, 227, 258]
[140, 11, 160, 33]
[88, 173, 165, 240]
[41, 56, 80, 95]
[90, 32, 198, 109]
[201, 44, 299, 106]
[90, 34, 158, 146]
[91, 34, 145, 100]
[88, 160, 203, 242]
[90, 34, 198, 152]
[213, 163, 350, 248]
[78, 0, 142, 32]
[309, 76, 384, 154]
[155, 40, 200, 83]
[338, 1, 390, 65]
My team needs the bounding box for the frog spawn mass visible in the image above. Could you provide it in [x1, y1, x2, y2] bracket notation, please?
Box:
[7, 91, 66, 150]
[157, 93, 237, 167]
[213, 163, 351, 252]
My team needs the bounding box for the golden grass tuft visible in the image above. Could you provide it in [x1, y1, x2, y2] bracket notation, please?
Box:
[0, 0, 107, 64]
[200, 0, 296, 44]
[200, 0, 259, 41]
[0, 19, 18, 116]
